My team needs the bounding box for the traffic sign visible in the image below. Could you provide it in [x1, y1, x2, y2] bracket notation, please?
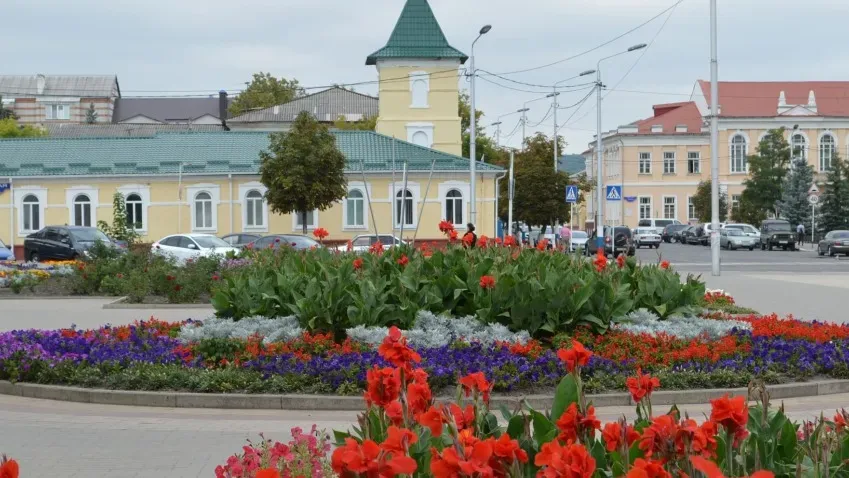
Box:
[809, 184, 820, 195]
[565, 185, 579, 203]
[0, 183, 8, 195]
[606, 185, 622, 201]
[808, 194, 820, 205]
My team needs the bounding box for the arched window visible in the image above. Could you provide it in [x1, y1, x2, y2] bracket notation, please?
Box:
[194, 192, 213, 229]
[412, 131, 429, 147]
[245, 190, 264, 228]
[73, 194, 92, 227]
[791, 133, 807, 161]
[445, 189, 463, 226]
[346, 189, 365, 228]
[819, 134, 835, 171]
[730, 135, 748, 173]
[22, 194, 40, 232]
[395, 189, 414, 227]
[411, 78, 428, 107]
[125, 193, 143, 230]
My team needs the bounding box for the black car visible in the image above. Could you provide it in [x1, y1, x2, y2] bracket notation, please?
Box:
[685, 226, 705, 245]
[760, 220, 796, 251]
[220, 233, 263, 249]
[23, 226, 117, 262]
[585, 226, 636, 257]
[247, 234, 320, 251]
[662, 224, 688, 243]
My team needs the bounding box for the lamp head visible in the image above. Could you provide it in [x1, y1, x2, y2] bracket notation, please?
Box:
[479, 25, 492, 35]
[580, 69, 597, 77]
[628, 43, 648, 52]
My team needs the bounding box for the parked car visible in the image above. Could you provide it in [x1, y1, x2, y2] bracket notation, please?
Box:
[662, 224, 688, 243]
[585, 226, 635, 257]
[151, 234, 239, 264]
[699, 223, 725, 246]
[220, 233, 262, 249]
[0, 238, 14, 261]
[759, 219, 796, 251]
[685, 226, 705, 245]
[24, 226, 119, 262]
[336, 234, 403, 253]
[720, 228, 756, 251]
[724, 223, 760, 242]
[568, 230, 589, 252]
[633, 227, 662, 249]
[248, 234, 320, 251]
[637, 218, 682, 235]
[817, 230, 849, 257]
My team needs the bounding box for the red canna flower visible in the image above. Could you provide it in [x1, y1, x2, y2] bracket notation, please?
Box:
[492, 433, 528, 464]
[493, 237, 503, 246]
[174, 284, 182, 292]
[431, 440, 494, 478]
[463, 233, 475, 247]
[677, 418, 718, 458]
[710, 394, 749, 441]
[477, 235, 489, 249]
[639, 414, 680, 459]
[166, 275, 175, 281]
[255, 470, 281, 478]
[616, 253, 626, 268]
[406, 380, 433, 418]
[0, 458, 19, 478]
[364, 366, 401, 408]
[535, 441, 596, 478]
[369, 241, 385, 255]
[627, 458, 671, 478]
[503, 235, 518, 247]
[385, 401, 404, 426]
[381, 426, 418, 455]
[312, 227, 329, 240]
[396, 254, 409, 267]
[332, 438, 417, 477]
[212, 274, 220, 281]
[450, 403, 476, 430]
[479, 275, 496, 289]
[556, 403, 601, 444]
[449, 229, 459, 242]
[626, 368, 661, 403]
[557, 340, 592, 373]
[593, 248, 607, 272]
[602, 421, 640, 452]
[689, 455, 773, 478]
[536, 238, 549, 251]
[378, 326, 421, 368]
[419, 405, 445, 436]
[660, 260, 670, 270]
[834, 410, 848, 432]
[438, 220, 455, 234]
[346, 240, 353, 252]
[459, 372, 492, 404]
[353, 258, 363, 270]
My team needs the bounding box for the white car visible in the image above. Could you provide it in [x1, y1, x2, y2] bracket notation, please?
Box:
[568, 231, 589, 252]
[633, 227, 662, 249]
[152, 234, 239, 264]
[337, 234, 404, 253]
[724, 223, 760, 241]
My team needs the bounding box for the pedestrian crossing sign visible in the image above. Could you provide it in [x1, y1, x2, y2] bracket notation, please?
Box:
[606, 185, 622, 201]
[565, 185, 579, 203]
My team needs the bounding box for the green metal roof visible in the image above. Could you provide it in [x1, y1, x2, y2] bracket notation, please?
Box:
[366, 0, 467, 65]
[0, 131, 502, 178]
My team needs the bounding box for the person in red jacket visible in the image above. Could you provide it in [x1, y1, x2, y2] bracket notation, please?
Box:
[462, 223, 477, 249]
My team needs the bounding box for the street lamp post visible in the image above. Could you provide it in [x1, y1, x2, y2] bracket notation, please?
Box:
[469, 24, 492, 228]
[594, 44, 646, 249]
[491, 121, 502, 147]
[709, 0, 721, 277]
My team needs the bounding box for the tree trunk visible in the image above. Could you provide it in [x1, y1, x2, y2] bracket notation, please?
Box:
[302, 210, 307, 235]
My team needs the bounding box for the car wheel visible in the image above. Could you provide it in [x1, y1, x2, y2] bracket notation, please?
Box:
[768, 243, 773, 251]
[818, 247, 825, 256]
[829, 246, 835, 257]
[29, 252, 39, 263]
[749, 246, 754, 251]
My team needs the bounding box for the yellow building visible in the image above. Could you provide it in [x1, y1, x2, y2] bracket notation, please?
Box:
[583, 80, 849, 228]
[0, 0, 503, 257]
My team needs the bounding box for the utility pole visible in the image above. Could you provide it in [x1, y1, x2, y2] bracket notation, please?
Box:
[547, 91, 560, 173]
[709, 0, 721, 276]
[492, 121, 502, 148]
[518, 107, 529, 150]
[469, 24, 492, 227]
[508, 150, 515, 239]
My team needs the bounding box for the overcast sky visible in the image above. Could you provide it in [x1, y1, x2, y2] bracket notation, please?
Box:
[5, 0, 849, 153]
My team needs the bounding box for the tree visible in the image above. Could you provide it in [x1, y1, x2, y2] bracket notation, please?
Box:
[259, 111, 347, 234]
[97, 193, 140, 245]
[817, 153, 849, 235]
[778, 157, 814, 231]
[741, 128, 791, 219]
[229, 72, 304, 117]
[497, 133, 571, 231]
[0, 118, 46, 138]
[732, 196, 766, 225]
[0, 96, 14, 120]
[692, 180, 729, 223]
[459, 91, 506, 165]
[333, 115, 377, 131]
[85, 103, 98, 124]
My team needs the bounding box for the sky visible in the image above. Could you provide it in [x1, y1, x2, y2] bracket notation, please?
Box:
[4, 0, 849, 153]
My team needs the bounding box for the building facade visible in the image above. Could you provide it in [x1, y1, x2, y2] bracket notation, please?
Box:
[0, 75, 120, 124]
[584, 81, 849, 228]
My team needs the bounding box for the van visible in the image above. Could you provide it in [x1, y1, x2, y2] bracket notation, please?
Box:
[637, 218, 682, 235]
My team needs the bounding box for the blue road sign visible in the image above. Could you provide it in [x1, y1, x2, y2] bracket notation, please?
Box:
[606, 185, 622, 201]
[565, 185, 579, 203]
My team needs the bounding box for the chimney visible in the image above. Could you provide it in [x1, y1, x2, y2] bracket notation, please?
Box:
[36, 74, 46, 95]
[218, 90, 229, 130]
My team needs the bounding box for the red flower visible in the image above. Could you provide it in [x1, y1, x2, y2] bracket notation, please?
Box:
[459, 371, 492, 404]
[353, 258, 363, 270]
[431, 440, 494, 478]
[378, 326, 421, 368]
[312, 227, 329, 240]
[660, 260, 670, 270]
[503, 236, 518, 247]
[493, 237, 503, 246]
[536, 238, 549, 251]
[174, 284, 182, 292]
[385, 401, 404, 426]
[364, 366, 401, 408]
[419, 406, 445, 436]
[406, 381, 433, 418]
[535, 441, 596, 478]
[396, 254, 409, 267]
[593, 249, 607, 272]
[450, 403, 476, 430]
[449, 230, 459, 242]
[555, 403, 600, 443]
[332, 438, 417, 477]
[439, 220, 455, 234]
[369, 241, 385, 255]
[678, 418, 718, 458]
[212, 274, 220, 281]
[639, 414, 680, 459]
[256, 470, 281, 478]
[477, 235, 489, 249]
[557, 340, 592, 373]
[626, 458, 671, 478]
[616, 253, 626, 268]
[492, 433, 528, 464]
[479, 275, 496, 290]
[626, 368, 661, 403]
[835, 410, 848, 432]
[346, 240, 353, 252]
[381, 426, 418, 455]
[0, 459, 19, 478]
[710, 394, 749, 440]
[602, 421, 640, 452]
[116, 273, 124, 279]
[462, 233, 475, 247]
[689, 456, 773, 478]
[166, 275, 175, 281]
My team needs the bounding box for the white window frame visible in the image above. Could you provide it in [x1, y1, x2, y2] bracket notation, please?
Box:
[731, 194, 742, 215]
[638, 152, 652, 174]
[118, 185, 151, 234]
[344, 189, 367, 230]
[409, 71, 430, 108]
[663, 152, 676, 174]
[13, 187, 47, 236]
[662, 196, 677, 220]
[186, 184, 220, 233]
[687, 196, 697, 221]
[73, 194, 93, 227]
[730, 134, 748, 173]
[638, 196, 652, 220]
[343, 181, 371, 231]
[389, 182, 421, 229]
[687, 151, 701, 174]
[193, 192, 214, 231]
[437, 181, 470, 228]
[239, 182, 268, 232]
[791, 132, 808, 161]
[45, 103, 71, 120]
[819, 132, 836, 172]
[406, 123, 434, 148]
[292, 209, 319, 231]
[64, 186, 99, 229]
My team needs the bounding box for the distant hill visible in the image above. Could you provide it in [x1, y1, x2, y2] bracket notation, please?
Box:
[559, 154, 586, 175]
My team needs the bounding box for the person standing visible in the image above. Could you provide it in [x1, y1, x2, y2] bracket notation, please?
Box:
[462, 223, 477, 249]
[797, 223, 805, 246]
[560, 223, 572, 251]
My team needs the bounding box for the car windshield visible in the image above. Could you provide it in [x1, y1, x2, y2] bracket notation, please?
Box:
[192, 236, 231, 248]
[70, 228, 110, 243]
[725, 225, 742, 231]
[379, 236, 401, 245]
[768, 223, 792, 231]
[636, 228, 654, 234]
[834, 232, 849, 239]
[654, 220, 674, 227]
[571, 231, 588, 239]
[726, 229, 743, 236]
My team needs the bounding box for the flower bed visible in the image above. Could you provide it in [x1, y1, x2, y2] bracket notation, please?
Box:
[0, 260, 76, 292]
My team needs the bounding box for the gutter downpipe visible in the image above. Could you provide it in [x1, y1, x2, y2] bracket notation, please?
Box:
[8, 177, 13, 258]
[228, 174, 234, 234]
[494, 172, 506, 239]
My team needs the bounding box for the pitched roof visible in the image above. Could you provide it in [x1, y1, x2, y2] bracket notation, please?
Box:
[697, 80, 849, 117]
[366, 0, 467, 65]
[632, 102, 704, 134]
[0, 131, 502, 177]
[228, 87, 377, 123]
[0, 75, 119, 98]
[113, 97, 226, 123]
[45, 123, 226, 138]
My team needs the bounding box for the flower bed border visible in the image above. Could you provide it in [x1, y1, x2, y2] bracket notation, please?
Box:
[4, 379, 848, 410]
[101, 296, 214, 309]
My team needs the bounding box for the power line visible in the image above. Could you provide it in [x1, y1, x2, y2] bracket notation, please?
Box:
[476, 69, 595, 90]
[527, 105, 554, 127]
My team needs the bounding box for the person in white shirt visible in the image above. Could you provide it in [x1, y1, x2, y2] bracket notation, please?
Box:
[797, 223, 805, 245]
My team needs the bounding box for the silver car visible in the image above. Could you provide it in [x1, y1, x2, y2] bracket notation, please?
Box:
[633, 227, 662, 249]
[720, 228, 756, 251]
[568, 230, 589, 252]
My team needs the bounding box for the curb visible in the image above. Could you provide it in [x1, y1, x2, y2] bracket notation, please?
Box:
[0, 293, 115, 301]
[101, 296, 213, 310]
[2, 379, 848, 411]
